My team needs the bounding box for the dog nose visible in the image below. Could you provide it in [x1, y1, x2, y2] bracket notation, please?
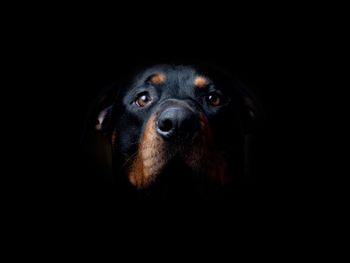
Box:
[156, 107, 198, 140]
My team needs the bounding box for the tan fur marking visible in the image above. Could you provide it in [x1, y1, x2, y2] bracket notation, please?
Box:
[111, 130, 118, 151]
[128, 111, 228, 188]
[128, 114, 174, 188]
[194, 76, 208, 88]
[150, 73, 166, 85]
[184, 113, 228, 183]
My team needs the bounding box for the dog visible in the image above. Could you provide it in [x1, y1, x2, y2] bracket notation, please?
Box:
[83, 64, 259, 199]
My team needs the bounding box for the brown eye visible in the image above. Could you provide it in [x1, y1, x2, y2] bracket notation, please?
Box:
[135, 93, 152, 107]
[207, 93, 222, 106]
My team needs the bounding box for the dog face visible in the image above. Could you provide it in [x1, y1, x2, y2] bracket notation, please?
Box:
[89, 64, 258, 196]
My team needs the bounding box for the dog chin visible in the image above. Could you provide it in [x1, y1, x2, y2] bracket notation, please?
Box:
[144, 156, 200, 188]
[128, 145, 196, 187]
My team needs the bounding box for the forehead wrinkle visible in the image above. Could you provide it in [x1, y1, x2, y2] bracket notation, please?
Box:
[163, 67, 197, 98]
[131, 65, 201, 97]
[131, 65, 172, 87]
[173, 67, 196, 88]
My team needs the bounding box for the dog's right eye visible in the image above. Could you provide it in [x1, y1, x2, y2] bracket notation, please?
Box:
[135, 92, 152, 107]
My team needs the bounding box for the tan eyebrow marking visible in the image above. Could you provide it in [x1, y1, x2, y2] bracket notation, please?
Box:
[149, 73, 166, 85]
[194, 76, 208, 88]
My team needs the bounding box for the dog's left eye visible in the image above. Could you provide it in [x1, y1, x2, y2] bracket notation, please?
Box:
[207, 93, 222, 106]
[135, 92, 152, 107]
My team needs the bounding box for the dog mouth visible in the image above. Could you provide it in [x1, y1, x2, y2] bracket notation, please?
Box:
[127, 112, 228, 189]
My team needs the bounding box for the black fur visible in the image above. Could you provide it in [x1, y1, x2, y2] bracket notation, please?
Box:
[82, 64, 259, 199]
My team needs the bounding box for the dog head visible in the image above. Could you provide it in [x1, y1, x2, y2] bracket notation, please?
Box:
[84, 64, 259, 195]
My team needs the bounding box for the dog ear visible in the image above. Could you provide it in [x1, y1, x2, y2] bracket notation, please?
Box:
[237, 81, 262, 134]
[81, 85, 120, 181]
[95, 105, 113, 131]
[242, 96, 258, 133]
[94, 103, 118, 145]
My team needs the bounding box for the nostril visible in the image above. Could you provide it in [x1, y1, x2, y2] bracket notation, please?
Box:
[158, 119, 173, 132]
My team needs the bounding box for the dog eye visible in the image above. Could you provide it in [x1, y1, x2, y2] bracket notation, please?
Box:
[207, 93, 222, 106]
[135, 92, 152, 107]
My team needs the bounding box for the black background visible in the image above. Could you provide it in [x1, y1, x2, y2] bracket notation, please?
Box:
[7, 5, 343, 255]
[26, 8, 332, 208]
